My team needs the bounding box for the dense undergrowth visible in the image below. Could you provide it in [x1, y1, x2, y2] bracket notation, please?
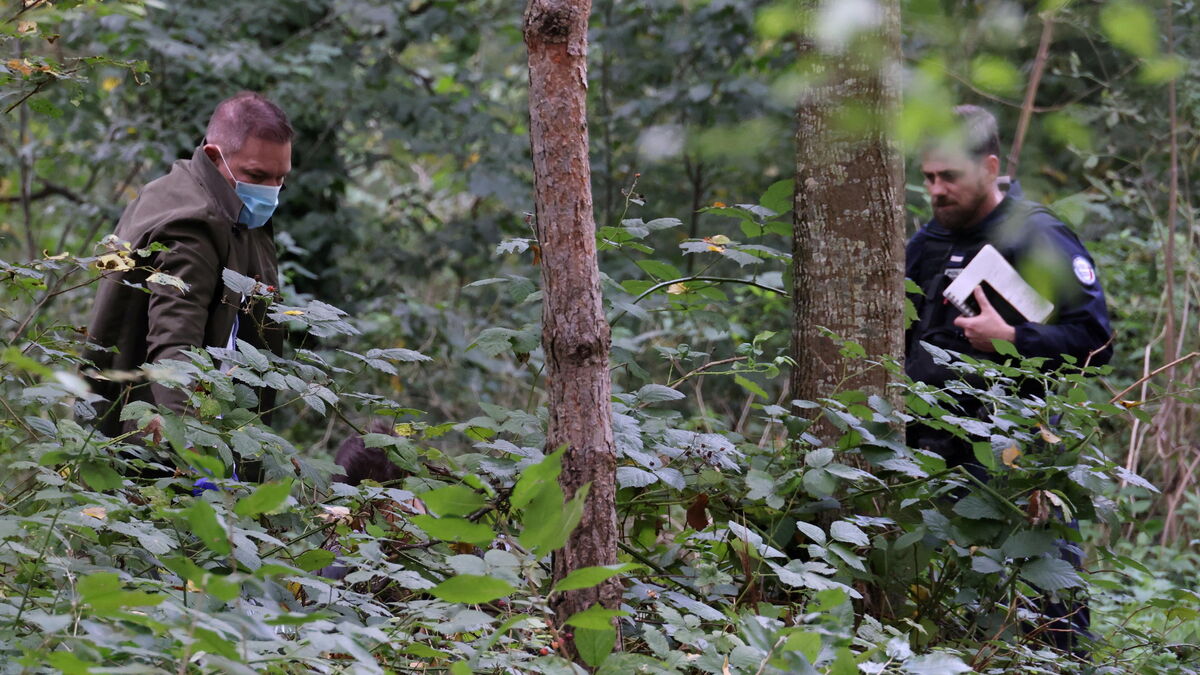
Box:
[1, 191, 1197, 674]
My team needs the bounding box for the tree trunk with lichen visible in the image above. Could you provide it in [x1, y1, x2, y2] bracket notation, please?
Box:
[790, 0, 904, 419]
[523, 0, 621, 658]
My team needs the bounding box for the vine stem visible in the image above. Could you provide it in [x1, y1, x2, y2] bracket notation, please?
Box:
[1005, 13, 1054, 178]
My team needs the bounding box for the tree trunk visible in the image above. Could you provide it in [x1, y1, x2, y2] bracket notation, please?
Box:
[523, 0, 621, 651]
[790, 0, 905, 418]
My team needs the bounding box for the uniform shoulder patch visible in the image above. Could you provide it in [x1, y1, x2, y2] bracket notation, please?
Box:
[1072, 256, 1096, 285]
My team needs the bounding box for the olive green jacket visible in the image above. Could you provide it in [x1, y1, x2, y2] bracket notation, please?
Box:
[85, 147, 283, 437]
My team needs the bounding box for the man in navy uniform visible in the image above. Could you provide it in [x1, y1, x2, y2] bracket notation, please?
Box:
[904, 105, 1114, 651]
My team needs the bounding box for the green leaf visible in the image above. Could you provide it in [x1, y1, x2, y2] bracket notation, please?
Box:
[46, 651, 94, 675]
[991, 339, 1019, 358]
[952, 493, 1006, 521]
[575, 627, 616, 668]
[420, 485, 487, 517]
[1001, 530, 1058, 559]
[636, 260, 682, 281]
[902, 652, 973, 674]
[830, 520, 869, 547]
[429, 574, 515, 603]
[79, 461, 123, 491]
[783, 630, 821, 663]
[734, 374, 768, 399]
[759, 178, 793, 214]
[234, 479, 293, 517]
[520, 482, 589, 556]
[1100, 0, 1158, 58]
[970, 54, 1021, 95]
[972, 441, 998, 471]
[28, 97, 63, 118]
[192, 626, 239, 661]
[410, 515, 496, 546]
[294, 549, 336, 572]
[551, 563, 642, 594]
[186, 500, 230, 555]
[78, 572, 164, 616]
[635, 384, 686, 404]
[795, 521, 826, 546]
[511, 446, 564, 510]
[564, 604, 630, 630]
[1019, 555, 1083, 591]
[830, 647, 857, 675]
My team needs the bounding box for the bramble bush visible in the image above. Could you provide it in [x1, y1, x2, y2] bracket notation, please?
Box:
[0, 189, 1196, 674]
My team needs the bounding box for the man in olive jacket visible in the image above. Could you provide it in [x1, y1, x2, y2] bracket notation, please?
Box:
[85, 92, 292, 442]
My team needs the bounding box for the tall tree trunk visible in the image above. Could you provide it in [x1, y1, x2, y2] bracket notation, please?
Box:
[790, 0, 905, 416]
[523, 0, 621, 650]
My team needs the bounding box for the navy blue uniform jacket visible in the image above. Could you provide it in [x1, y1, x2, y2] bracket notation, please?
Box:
[905, 195, 1113, 387]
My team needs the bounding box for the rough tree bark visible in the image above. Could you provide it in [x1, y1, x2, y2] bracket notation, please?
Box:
[790, 0, 905, 417]
[523, 0, 621, 648]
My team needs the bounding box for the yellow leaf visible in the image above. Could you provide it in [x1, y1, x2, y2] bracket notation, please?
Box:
[81, 506, 107, 520]
[17, 20, 37, 34]
[102, 76, 121, 92]
[94, 253, 135, 272]
[712, 201, 727, 208]
[706, 244, 725, 252]
[186, 579, 202, 593]
[7, 59, 34, 77]
[1120, 399, 1142, 408]
[1001, 445, 1021, 468]
[708, 234, 732, 245]
[283, 310, 304, 316]
[1038, 425, 1061, 444]
[393, 423, 415, 437]
[667, 282, 688, 295]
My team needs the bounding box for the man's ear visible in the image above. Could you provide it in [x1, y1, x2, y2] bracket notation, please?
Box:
[202, 144, 222, 165]
[984, 154, 1001, 179]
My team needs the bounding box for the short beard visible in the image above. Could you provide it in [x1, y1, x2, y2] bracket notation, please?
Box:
[933, 186, 989, 232]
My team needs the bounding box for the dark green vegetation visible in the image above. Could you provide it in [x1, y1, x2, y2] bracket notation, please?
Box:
[1, 0, 1198, 672]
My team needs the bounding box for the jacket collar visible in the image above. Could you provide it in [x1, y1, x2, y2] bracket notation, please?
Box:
[190, 146, 244, 226]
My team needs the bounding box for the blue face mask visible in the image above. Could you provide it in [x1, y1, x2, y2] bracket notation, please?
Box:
[217, 148, 282, 229]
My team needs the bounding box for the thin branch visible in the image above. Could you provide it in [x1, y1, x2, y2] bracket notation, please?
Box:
[1109, 351, 1200, 404]
[1006, 14, 1055, 178]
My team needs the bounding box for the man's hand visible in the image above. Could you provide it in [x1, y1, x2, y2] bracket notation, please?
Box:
[953, 286, 1016, 352]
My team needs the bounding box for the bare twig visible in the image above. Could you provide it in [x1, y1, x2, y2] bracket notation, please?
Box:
[1005, 14, 1055, 178]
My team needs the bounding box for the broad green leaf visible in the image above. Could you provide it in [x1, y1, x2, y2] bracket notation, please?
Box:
[564, 604, 630, 630]
[734, 374, 768, 399]
[759, 178, 793, 214]
[635, 260, 682, 281]
[78, 572, 164, 616]
[1019, 555, 1083, 591]
[991, 339, 1019, 358]
[186, 500, 230, 555]
[46, 652, 94, 675]
[783, 630, 821, 662]
[520, 482, 589, 556]
[1001, 530, 1058, 559]
[830, 520, 869, 547]
[79, 461, 123, 491]
[410, 515, 496, 546]
[902, 652, 973, 674]
[192, 626, 239, 661]
[551, 563, 642, 594]
[970, 54, 1021, 95]
[420, 485, 487, 517]
[234, 479, 293, 517]
[795, 521, 826, 546]
[294, 549, 336, 572]
[511, 446, 565, 509]
[952, 493, 1005, 521]
[635, 384, 686, 404]
[429, 574, 515, 603]
[575, 626, 616, 668]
